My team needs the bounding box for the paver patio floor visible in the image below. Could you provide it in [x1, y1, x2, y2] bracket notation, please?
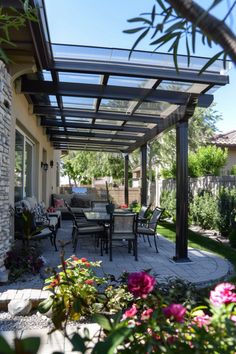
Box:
[0, 220, 233, 353]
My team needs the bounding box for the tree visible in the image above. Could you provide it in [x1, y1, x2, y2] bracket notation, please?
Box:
[61, 151, 128, 186]
[0, 0, 37, 63]
[161, 145, 228, 177]
[124, 0, 236, 70]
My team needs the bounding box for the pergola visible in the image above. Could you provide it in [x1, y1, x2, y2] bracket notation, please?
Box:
[3, 0, 229, 261]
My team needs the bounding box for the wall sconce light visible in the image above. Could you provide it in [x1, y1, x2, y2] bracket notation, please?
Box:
[50, 160, 54, 168]
[41, 162, 49, 171]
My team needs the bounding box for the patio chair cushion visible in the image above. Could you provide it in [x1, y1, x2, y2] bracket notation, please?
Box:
[54, 198, 65, 208]
[137, 226, 155, 234]
[78, 225, 104, 233]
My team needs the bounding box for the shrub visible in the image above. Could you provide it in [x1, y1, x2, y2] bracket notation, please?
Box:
[4, 244, 44, 281]
[229, 228, 236, 248]
[189, 191, 218, 230]
[160, 189, 176, 221]
[230, 165, 236, 175]
[217, 188, 236, 236]
[71, 277, 236, 354]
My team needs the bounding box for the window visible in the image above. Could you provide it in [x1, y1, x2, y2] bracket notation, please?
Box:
[15, 129, 35, 201]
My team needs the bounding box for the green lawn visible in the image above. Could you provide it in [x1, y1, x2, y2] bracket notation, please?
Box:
[157, 221, 236, 280]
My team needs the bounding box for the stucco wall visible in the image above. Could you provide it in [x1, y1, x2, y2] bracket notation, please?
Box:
[10, 89, 60, 207]
[222, 149, 236, 175]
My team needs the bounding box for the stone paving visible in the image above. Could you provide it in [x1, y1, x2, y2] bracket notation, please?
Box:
[0, 219, 233, 353]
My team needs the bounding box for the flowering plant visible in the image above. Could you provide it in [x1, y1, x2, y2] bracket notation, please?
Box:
[69, 274, 236, 354]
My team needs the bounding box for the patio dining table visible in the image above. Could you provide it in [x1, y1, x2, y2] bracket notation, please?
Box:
[84, 209, 131, 223]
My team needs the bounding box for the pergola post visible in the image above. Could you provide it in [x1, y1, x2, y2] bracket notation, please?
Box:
[141, 144, 147, 205]
[174, 96, 197, 262]
[124, 153, 129, 206]
[174, 120, 189, 262]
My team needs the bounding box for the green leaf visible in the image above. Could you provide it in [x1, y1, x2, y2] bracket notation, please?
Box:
[166, 20, 185, 33]
[73, 298, 82, 313]
[123, 26, 147, 34]
[0, 336, 14, 354]
[127, 17, 152, 25]
[92, 314, 112, 331]
[23, 0, 30, 13]
[20, 337, 41, 354]
[151, 31, 181, 46]
[71, 333, 87, 353]
[92, 327, 131, 354]
[172, 36, 181, 72]
[186, 36, 190, 67]
[151, 23, 163, 39]
[151, 5, 156, 24]
[199, 50, 224, 75]
[129, 28, 150, 57]
[207, 36, 212, 48]
[38, 296, 54, 313]
[155, 0, 167, 11]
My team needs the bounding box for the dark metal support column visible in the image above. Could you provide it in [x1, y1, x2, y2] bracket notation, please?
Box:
[174, 120, 189, 262]
[141, 144, 147, 205]
[124, 153, 129, 206]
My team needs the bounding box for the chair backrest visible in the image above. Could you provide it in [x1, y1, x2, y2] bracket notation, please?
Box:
[138, 203, 152, 219]
[149, 207, 165, 229]
[91, 200, 108, 211]
[112, 213, 137, 234]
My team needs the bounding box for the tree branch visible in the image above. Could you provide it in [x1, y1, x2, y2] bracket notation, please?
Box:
[166, 0, 236, 64]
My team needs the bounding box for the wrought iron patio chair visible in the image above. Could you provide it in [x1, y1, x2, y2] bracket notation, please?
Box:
[91, 200, 109, 212]
[137, 203, 152, 241]
[64, 200, 105, 252]
[108, 213, 138, 261]
[137, 207, 165, 253]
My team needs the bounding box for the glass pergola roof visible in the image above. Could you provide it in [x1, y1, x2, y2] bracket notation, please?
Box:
[9, 0, 230, 153]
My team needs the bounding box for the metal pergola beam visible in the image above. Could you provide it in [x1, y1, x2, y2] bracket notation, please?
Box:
[50, 137, 130, 147]
[47, 129, 138, 141]
[21, 78, 213, 107]
[41, 118, 149, 133]
[53, 60, 229, 86]
[126, 104, 189, 153]
[52, 144, 121, 153]
[33, 106, 163, 124]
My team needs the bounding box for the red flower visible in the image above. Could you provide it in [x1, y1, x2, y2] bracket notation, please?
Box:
[50, 276, 60, 288]
[81, 257, 87, 262]
[123, 304, 138, 319]
[163, 303, 186, 323]
[128, 272, 156, 298]
[210, 282, 236, 306]
[85, 279, 94, 285]
[85, 262, 90, 268]
[72, 256, 79, 261]
[141, 308, 154, 321]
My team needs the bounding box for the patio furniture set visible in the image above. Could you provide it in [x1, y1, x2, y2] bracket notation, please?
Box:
[65, 201, 165, 261]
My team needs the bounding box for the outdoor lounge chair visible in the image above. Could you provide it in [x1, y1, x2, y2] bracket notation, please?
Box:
[137, 207, 165, 253]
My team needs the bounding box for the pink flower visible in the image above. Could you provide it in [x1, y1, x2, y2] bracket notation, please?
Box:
[128, 272, 156, 298]
[231, 315, 236, 324]
[210, 282, 236, 306]
[163, 303, 186, 323]
[123, 304, 138, 319]
[193, 313, 211, 328]
[141, 308, 154, 321]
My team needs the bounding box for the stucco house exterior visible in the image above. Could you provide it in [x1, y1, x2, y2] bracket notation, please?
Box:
[212, 130, 236, 175]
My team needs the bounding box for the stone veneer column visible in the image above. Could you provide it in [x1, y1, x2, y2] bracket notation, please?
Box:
[0, 61, 12, 280]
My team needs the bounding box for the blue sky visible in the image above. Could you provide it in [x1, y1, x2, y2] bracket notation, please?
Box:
[45, 0, 235, 133]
